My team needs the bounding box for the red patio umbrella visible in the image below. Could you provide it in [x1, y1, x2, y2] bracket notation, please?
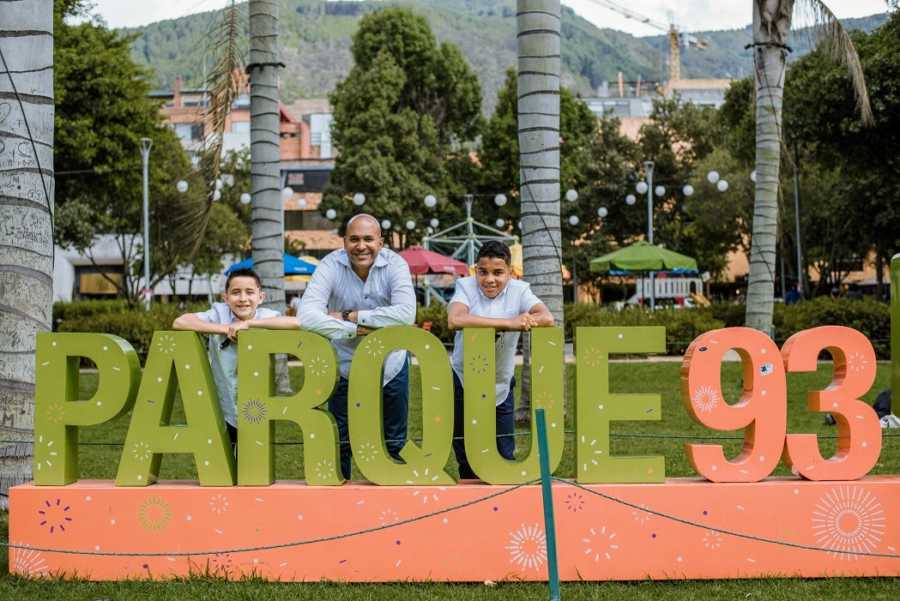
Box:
[399, 246, 468, 276]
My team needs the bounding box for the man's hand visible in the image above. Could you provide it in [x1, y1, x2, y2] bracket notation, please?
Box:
[329, 311, 359, 323]
[507, 313, 539, 331]
[356, 325, 373, 336]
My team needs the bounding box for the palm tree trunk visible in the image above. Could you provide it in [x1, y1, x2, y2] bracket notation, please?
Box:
[248, 1, 290, 392]
[515, 0, 563, 423]
[0, 0, 54, 507]
[745, 0, 793, 334]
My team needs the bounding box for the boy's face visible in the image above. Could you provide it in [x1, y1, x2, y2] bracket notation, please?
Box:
[476, 256, 511, 299]
[223, 276, 265, 321]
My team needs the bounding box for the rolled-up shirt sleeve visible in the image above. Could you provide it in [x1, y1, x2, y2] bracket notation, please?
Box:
[356, 257, 416, 329]
[298, 259, 357, 340]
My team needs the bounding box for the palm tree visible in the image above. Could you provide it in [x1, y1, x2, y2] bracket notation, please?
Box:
[745, 0, 872, 333]
[0, 0, 54, 507]
[248, 0, 285, 314]
[515, 0, 564, 423]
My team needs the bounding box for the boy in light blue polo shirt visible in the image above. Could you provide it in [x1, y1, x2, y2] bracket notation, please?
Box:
[447, 241, 554, 479]
[173, 268, 280, 452]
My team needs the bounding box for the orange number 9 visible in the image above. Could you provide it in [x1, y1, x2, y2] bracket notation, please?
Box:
[681, 328, 786, 482]
[782, 326, 881, 480]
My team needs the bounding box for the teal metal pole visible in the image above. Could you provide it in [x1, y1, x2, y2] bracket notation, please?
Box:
[892, 255, 900, 405]
[535, 408, 561, 601]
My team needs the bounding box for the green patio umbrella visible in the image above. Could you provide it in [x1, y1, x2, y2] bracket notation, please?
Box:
[590, 241, 698, 273]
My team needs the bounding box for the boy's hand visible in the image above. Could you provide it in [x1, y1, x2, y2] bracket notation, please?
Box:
[508, 313, 538, 331]
[227, 321, 251, 340]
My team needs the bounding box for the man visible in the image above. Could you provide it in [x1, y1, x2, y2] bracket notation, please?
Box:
[299, 214, 416, 479]
[446, 241, 553, 479]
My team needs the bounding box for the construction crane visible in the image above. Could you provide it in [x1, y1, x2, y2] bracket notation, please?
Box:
[581, 0, 707, 82]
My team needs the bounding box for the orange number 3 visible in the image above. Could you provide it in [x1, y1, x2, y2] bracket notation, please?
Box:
[682, 328, 786, 482]
[782, 326, 882, 481]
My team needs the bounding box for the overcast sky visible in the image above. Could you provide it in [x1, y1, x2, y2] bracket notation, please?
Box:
[92, 0, 890, 35]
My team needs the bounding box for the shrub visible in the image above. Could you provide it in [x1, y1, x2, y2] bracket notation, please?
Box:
[55, 301, 207, 357]
[564, 304, 725, 355]
[416, 303, 452, 345]
[777, 297, 889, 358]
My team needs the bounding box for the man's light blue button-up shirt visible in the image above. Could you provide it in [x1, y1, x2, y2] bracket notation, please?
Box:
[298, 247, 416, 382]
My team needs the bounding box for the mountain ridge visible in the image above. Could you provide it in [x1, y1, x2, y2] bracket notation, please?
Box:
[123, 0, 889, 113]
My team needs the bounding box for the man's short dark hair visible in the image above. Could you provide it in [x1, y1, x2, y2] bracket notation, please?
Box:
[477, 241, 512, 264]
[225, 268, 262, 290]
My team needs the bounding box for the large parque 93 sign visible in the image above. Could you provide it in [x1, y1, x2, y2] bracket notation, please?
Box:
[33, 325, 882, 487]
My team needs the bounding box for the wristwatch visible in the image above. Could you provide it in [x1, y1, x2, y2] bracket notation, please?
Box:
[341, 310, 352, 322]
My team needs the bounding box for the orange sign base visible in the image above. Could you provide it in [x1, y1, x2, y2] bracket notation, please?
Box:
[9, 477, 900, 581]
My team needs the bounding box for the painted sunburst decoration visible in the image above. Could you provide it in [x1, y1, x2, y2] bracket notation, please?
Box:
[506, 523, 547, 571]
[812, 487, 885, 560]
[582, 525, 619, 562]
[240, 399, 267, 424]
[692, 385, 720, 413]
[12, 545, 48, 578]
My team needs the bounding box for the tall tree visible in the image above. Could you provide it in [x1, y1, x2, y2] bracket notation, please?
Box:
[52, 6, 201, 302]
[249, 0, 285, 313]
[321, 8, 483, 241]
[744, 0, 872, 333]
[0, 0, 54, 506]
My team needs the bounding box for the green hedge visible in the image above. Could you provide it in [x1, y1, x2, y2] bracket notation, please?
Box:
[568, 297, 890, 358]
[55, 301, 206, 358]
[416, 303, 452, 345]
[52, 296, 891, 359]
[565, 304, 724, 355]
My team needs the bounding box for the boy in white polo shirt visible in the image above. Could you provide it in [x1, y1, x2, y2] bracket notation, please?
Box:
[447, 241, 554, 479]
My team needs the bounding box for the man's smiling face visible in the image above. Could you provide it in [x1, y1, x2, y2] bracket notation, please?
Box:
[344, 216, 384, 274]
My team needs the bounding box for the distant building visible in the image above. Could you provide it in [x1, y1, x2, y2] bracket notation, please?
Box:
[52, 84, 343, 303]
[585, 77, 732, 140]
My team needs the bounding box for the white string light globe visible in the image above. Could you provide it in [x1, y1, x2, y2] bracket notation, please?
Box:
[381, 219, 391, 231]
[494, 193, 507, 207]
[424, 194, 437, 208]
[430, 218, 439, 228]
[281, 186, 294, 200]
[655, 185, 666, 198]
[597, 206, 608, 218]
[298, 197, 307, 209]
[717, 180, 729, 192]
[683, 184, 695, 197]
[353, 192, 366, 207]
[240, 192, 251, 205]
[496, 218, 506, 228]
[565, 189, 578, 202]
[625, 194, 637, 206]
[636, 181, 649, 195]
[707, 170, 720, 184]
[406, 220, 416, 230]
[568, 215, 579, 226]
[325, 208, 337, 220]
[176, 180, 189, 194]
[750, 170, 757, 182]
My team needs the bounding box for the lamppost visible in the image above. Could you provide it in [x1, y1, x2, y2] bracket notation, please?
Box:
[140, 138, 153, 310]
[631, 161, 729, 310]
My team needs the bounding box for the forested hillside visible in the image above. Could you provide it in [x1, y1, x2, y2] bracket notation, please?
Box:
[124, 0, 888, 111]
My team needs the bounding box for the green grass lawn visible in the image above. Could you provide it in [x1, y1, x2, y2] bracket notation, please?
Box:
[2, 361, 899, 599]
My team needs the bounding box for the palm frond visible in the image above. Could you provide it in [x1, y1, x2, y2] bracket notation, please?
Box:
[176, 0, 247, 259]
[794, 0, 874, 126]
